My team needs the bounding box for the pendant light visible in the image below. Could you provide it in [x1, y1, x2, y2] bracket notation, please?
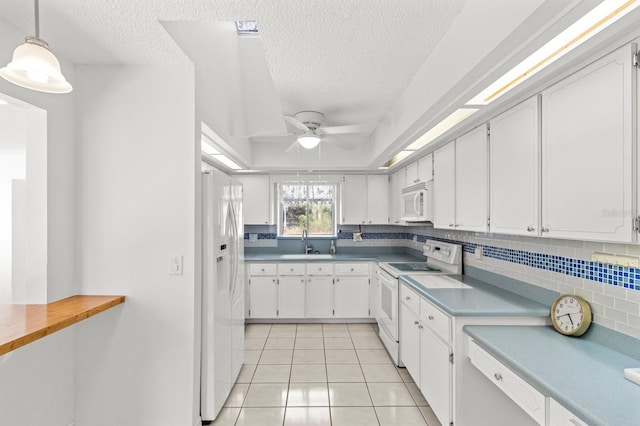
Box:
[0, 0, 72, 94]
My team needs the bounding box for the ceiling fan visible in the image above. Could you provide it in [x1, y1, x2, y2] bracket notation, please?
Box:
[253, 111, 373, 151]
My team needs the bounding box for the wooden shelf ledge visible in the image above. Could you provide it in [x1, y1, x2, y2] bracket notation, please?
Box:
[0, 295, 125, 356]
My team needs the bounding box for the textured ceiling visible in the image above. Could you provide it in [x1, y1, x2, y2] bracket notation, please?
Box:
[0, 0, 465, 131]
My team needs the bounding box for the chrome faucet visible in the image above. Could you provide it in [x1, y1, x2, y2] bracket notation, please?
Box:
[301, 228, 312, 254]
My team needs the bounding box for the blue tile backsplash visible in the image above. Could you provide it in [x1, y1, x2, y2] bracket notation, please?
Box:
[244, 229, 639, 292]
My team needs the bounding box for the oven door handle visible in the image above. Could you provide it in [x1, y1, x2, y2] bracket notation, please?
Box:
[376, 269, 397, 288]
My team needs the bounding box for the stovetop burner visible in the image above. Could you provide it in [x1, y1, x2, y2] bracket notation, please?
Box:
[386, 263, 441, 272]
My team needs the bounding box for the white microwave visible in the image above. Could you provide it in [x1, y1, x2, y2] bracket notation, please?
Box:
[400, 180, 433, 222]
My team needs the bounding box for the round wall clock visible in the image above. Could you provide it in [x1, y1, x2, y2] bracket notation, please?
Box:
[550, 294, 592, 336]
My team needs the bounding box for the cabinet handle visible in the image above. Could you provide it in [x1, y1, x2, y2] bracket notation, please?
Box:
[414, 320, 419, 325]
[541, 226, 550, 233]
[405, 296, 411, 300]
[428, 315, 434, 320]
[319, 268, 322, 271]
[336, 278, 340, 282]
[494, 373, 503, 381]
[350, 268, 354, 272]
[368, 220, 372, 224]
[261, 268, 265, 272]
[448, 223, 455, 227]
[418, 324, 424, 329]
[526, 225, 535, 232]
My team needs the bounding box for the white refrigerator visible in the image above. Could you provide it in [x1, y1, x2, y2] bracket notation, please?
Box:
[201, 168, 244, 421]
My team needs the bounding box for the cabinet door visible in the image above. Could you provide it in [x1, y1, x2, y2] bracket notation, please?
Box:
[235, 175, 271, 225]
[249, 277, 277, 318]
[334, 276, 369, 317]
[433, 142, 456, 229]
[305, 277, 333, 318]
[399, 302, 421, 387]
[420, 327, 451, 426]
[342, 175, 367, 224]
[417, 154, 433, 183]
[278, 277, 305, 317]
[541, 45, 633, 242]
[490, 97, 539, 236]
[367, 175, 389, 224]
[455, 125, 488, 232]
[388, 170, 403, 224]
[405, 162, 419, 185]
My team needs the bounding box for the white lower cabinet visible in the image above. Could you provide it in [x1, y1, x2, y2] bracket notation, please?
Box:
[334, 263, 370, 318]
[278, 277, 305, 317]
[399, 282, 547, 426]
[249, 276, 278, 318]
[305, 277, 333, 318]
[548, 398, 588, 426]
[420, 326, 451, 426]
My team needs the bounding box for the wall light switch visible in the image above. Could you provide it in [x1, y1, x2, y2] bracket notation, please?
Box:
[170, 256, 183, 275]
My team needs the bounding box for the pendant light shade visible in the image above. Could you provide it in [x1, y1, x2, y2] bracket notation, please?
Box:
[297, 135, 321, 149]
[0, 1, 72, 94]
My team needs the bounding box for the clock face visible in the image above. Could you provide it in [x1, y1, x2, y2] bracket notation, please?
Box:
[551, 295, 592, 336]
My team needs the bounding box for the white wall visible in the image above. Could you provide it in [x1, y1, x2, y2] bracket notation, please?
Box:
[0, 19, 77, 426]
[74, 64, 198, 426]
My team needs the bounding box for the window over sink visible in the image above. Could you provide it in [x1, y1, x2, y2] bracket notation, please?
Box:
[278, 181, 336, 237]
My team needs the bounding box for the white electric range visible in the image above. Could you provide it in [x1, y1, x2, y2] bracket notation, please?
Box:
[376, 240, 463, 365]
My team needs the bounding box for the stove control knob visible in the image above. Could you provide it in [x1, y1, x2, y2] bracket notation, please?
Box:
[442, 249, 451, 257]
[424, 244, 432, 252]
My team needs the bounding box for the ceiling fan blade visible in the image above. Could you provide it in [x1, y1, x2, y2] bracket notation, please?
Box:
[318, 123, 373, 135]
[285, 140, 300, 153]
[283, 116, 310, 133]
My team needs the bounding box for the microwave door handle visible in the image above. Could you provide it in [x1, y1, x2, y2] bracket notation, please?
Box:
[413, 192, 421, 215]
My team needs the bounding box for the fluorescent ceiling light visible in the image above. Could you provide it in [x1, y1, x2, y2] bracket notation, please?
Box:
[211, 154, 242, 170]
[200, 137, 220, 155]
[406, 108, 479, 150]
[467, 0, 640, 105]
[381, 150, 415, 168]
[297, 135, 321, 149]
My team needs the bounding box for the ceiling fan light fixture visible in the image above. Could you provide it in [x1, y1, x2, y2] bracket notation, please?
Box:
[297, 135, 321, 149]
[0, 0, 72, 94]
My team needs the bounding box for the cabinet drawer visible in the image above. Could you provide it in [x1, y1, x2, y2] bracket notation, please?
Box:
[249, 263, 277, 276]
[306, 263, 334, 275]
[468, 339, 546, 425]
[549, 398, 588, 426]
[335, 263, 369, 275]
[400, 284, 420, 315]
[278, 263, 306, 275]
[420, 298, 450, 343]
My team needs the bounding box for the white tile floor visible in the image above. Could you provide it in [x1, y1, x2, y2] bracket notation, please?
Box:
[207, 323, 441, 426]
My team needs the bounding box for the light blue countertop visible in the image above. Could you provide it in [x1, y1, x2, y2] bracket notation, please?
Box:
[464, 325, 640, 426]
[244, 253, 423, 263]
[400, 275, 550, 317]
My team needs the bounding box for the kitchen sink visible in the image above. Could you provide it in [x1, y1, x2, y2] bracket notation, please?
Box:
[279, 254, 334, 260]
[410, 275, 471, 289]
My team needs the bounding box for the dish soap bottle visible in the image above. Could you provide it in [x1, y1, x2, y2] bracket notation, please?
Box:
[329, 240, 337, 255]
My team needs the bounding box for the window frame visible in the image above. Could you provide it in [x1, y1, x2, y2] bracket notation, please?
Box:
[277, 180, 338, 238]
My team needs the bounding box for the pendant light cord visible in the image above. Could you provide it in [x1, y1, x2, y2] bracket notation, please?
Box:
[34, 0, 40, 39]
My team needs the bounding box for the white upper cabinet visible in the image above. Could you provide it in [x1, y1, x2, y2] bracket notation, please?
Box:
[490, 96, 539, 236]
[389, 169, 403, 225]
[367, 175, 389, 224]
[342, 175, 367, 224]
[235, 175, 272, 224]
[541, 44, 633, 242]
[342, 175, 388, 224]
[455, 125, 488, 232]
[433, 142, 456, 229]
[434, 126, 488, 232]
[405, 154, 433, 186]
